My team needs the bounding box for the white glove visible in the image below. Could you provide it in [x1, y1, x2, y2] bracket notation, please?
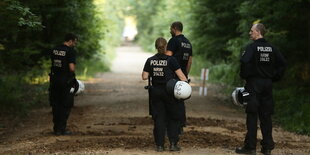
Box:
[70, 87, 75, 93]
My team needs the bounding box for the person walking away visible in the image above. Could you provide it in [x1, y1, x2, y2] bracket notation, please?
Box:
[142, 37, 188, 152]
[166, 21, 193, 134]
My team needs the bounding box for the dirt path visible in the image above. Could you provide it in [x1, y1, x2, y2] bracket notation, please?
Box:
[0, 44, 309, 155]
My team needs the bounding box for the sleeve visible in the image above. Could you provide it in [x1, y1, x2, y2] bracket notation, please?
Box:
[239, 44, 254, 79]
[189, 41, 193, 56]
[143, 58, 151, 72]
[50, 48, 53, 59]
[169, 57, 181, 71]
[167, 38, 178, 53]
[240, 45, 254, 63]
[67, 48, 76, 64]
[272, 48, 287, 82]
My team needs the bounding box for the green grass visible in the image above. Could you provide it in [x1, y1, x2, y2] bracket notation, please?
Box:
[274, 86, 310, 135]
[76, 55, 110, 80]
[0, 74, 48, 116]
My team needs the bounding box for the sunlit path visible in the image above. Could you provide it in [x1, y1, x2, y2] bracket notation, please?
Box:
[111, 43, 153, 74]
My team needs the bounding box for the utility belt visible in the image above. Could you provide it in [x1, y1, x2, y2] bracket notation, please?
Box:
[49, 72, 76, 87]
[246, 77, 272, 82]
[152, 82, 166, 87]
[49, 72, 71, 77]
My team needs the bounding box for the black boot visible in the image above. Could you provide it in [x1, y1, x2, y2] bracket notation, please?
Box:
[235, 147, 256, 154]
[155, 145, 164, 152]
[169, 142, 180, 151]
[61, 130, 73, 135]
[54, 131, 62, 136]
[179, 127, 184, 135]
[261, 148, 271, 155]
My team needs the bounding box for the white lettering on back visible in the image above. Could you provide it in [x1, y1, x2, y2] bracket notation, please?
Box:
[150, 60, 167, 66]
[181, 42, 191, 48]
[53, 50, 66, 56]
[153, 67, 164, 76]
[257, 46, 272, 52]
[260, 53, 270, 62]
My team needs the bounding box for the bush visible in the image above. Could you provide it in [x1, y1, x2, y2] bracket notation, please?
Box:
[274, 86, 310, 135]
[76, 53, 111, 80]
[0, 73, 48, 116]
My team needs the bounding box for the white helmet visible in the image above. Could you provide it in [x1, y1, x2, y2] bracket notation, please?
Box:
[166, 79, 192, 100]
[75, 80, 85, 95]
[231, 87, 249, 107]
[70, 79, 85, 95]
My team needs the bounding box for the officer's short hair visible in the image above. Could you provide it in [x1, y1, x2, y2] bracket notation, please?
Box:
[171, 21, 183, 32]
[254, 23, 266, 36]
[64, 33, 78, 42]
[155, 37, 167, 54]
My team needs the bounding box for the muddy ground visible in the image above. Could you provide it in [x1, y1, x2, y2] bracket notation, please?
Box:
[0, 44, 309, 155]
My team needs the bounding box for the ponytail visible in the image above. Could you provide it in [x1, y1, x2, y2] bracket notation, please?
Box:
[155, 37, 167, 54]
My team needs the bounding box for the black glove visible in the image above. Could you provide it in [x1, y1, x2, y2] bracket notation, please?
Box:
[67, 72, 77, 87]
[187, 79, 191, 84]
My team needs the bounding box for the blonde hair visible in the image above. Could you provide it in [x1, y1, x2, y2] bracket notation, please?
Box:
[155, 37, 167, 54]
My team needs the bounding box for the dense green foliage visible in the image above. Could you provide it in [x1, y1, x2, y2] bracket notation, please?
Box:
[0, 0, 125, 115]
[127, 0, 192, 52]
[129, 0, 310, 134]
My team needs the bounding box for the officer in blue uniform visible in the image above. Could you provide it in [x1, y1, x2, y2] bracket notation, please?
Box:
[166, 21, 193, 133]
[236, 23, 286, 155]
[49, 33, 78, 135]
[142, 37, 187, 152]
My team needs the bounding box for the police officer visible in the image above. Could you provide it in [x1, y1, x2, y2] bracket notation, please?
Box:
[49, 33, 78, 135]
[236, 23, 286, 155]
[142, 37, 187, 152]
[166, 21, 193, 133]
